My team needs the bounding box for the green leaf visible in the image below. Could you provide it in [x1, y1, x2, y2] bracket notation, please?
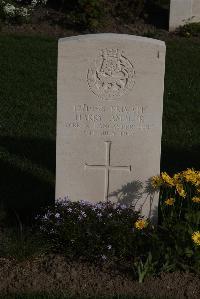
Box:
[184, 247, 194, 257]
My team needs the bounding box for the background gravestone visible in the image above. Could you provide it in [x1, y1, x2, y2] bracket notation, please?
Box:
[56, 34, 166, 221]
[169, 0, 200, 31]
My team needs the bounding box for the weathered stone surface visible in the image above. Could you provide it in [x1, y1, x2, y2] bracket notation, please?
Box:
[56, 34, 166, 221]
[169, 0, 200, 31]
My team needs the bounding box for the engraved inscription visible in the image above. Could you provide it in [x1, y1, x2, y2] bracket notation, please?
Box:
[85, 141, 131, 201]
[87, 49, 135, 100]
[66, 103, 152, 137]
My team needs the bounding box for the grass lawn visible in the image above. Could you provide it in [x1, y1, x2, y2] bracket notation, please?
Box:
[0, 35, 200, 220]
[0, 35, 57, 220]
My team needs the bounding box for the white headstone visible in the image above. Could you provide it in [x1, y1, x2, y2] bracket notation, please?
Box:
[169, 0, 200, 31]
[56, 34, 166, 221]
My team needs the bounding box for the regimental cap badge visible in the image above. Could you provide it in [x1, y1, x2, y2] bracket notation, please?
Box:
[87, 48, 135, 100]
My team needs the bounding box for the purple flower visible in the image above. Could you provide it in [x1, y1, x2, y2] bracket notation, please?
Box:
[55, 197, 62, 203]
[79, 200, 92, 206]
[120, 204, 127, 209]
[114, 202, 121, 209]
[96, 203, 104, 209]
[80, 211, 87, 217]
[67, 208, 72, 213]
[96, 204, 101, 209]
[43, 214, 49, 220]
[55, 213, 60, 219]
[56, 196, 70, 206]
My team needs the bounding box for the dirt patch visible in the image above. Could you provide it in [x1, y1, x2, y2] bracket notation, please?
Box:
[0, 254, 200, 298]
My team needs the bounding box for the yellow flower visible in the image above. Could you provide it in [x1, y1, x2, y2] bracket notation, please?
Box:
[161, 172, 174, 187]
[192, 197, 200, 203]
[173, 173, 181, 184]
[165, 198, 175, 206]
[176, 183, 186, 198]
[195, 172, 200, 187]
[134, 219, 148, 230]
[151, 175, 163, 189]
[192, 231, 200, 246]
[182, 168, 198, 185]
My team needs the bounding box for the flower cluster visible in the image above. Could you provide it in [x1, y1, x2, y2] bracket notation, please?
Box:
[152, 169, 200, 255]
[192, 231, 200, 246]
[134, 219, 148, 230]
[0, 0, 48, 22]
[165, 198, 175, 206]
[182, 169, 200, 187]
[36, 198, 145, 262]
[34, 179, 200, 279]
[192, 197, 200, 203]
[39, 197, 137, 225]
[152, 168, 200, 199]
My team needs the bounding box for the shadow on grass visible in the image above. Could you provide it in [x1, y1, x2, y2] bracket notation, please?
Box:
[0, 136, 200, 224]
[0, 136, 55, 225]
[161, 145, 200, 174]
[0, 136, 55, 171]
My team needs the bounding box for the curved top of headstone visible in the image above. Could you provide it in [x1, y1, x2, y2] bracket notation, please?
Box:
[59, 33, 165, 48]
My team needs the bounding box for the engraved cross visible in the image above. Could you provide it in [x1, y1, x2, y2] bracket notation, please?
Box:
[85, 141, 131, 201]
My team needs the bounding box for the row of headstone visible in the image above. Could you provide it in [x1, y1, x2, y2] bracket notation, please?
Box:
[169, 0, 200, 31]
[56, 34, 166, 222]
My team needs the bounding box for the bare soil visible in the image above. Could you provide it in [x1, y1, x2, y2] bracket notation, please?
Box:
[0, 254, 200, 298]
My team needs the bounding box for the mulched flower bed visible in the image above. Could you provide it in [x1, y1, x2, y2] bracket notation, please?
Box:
[0, 254, 200, 298]
[0, 7, 164, 38]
